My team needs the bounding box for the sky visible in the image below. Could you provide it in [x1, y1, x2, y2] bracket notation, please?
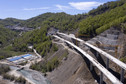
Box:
[0, 0, 116, 20]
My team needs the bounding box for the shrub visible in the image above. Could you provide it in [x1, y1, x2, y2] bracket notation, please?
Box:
[120, 57, 126, 63]
[0, 64, 10, 75]
[30, 56, 60, 73]
[3, 73, 11, 80]
[15, 76, 26, 84]
[53, 44, 58, 52]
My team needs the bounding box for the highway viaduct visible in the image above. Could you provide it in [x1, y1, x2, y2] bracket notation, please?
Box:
[55, 32, 126, 83]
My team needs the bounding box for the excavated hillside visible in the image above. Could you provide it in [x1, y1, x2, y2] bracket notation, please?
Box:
[83, 27, 126, 83]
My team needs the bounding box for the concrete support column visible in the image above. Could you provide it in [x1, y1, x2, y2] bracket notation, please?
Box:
[120, 68, 124, 82]
[96, 52, 99, 58]
[72, 39, 76, 45]
[90, 62, 93, 71]
[100, 72, 103, 84]
[106, 58, 109, 69]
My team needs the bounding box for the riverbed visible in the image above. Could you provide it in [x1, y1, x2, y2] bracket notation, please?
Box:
[10, 66, 51, 84]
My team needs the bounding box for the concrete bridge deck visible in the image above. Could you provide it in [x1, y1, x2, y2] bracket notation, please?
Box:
[53, 35, 122, 84]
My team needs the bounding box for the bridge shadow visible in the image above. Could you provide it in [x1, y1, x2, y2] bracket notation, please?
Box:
[90, 48, 106, 67]
[73, 47, 106, 84]
[65, 42, 126, 83]
[108, 68, 126, 84]
[90, 48, 126, 83]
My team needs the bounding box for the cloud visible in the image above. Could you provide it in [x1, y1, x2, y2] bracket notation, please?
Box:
[23, 7, 50, 11]
[69, 2, 103, 10]
[55, 4, 71, 11]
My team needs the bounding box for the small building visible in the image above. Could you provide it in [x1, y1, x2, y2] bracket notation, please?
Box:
[22, 54, 32, 60]
[8, 56, 22, 62]
[6, 54, 37, 64]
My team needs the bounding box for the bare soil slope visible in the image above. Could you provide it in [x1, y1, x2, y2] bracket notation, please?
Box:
[47, 42, 97, 84]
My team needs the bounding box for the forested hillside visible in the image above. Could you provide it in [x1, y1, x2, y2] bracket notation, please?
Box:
[0, 18, 23, 26]
[0, 26, 17, 47]
[89, 0, 126, 15]
[0, 24, 19, 59]
[12, 12, 87, 57]
[40, 12, 86, 31]
[20, 12, 87, 31]
[79, 1, 126, 37]
[20, 13, 55, 28]
[12, 26, 57, 57]
[11, 0, 126, 57]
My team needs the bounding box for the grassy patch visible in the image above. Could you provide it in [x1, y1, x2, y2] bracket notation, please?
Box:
[120, 57, 126, 63]
[30, 56, 59, 73]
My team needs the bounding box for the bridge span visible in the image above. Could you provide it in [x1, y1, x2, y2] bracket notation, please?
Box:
[56, 32, 126, 82]
[53, 35, 122, 84]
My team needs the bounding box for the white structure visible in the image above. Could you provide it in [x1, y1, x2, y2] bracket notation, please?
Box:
[53, 35, 122, 84]
[57, 32, 126, 82]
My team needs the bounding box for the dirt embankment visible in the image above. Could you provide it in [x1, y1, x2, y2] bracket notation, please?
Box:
[47, 41, 97, 84]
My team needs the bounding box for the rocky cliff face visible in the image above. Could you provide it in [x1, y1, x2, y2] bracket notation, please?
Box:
[87, 27, 125, 56]
[86, 27, 126, 83]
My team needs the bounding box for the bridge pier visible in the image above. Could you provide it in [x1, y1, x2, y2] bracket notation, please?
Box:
[120, 68, 124, 82]
[71, 38, 76, 45]
[106, 58, 109, 69]
[96, 52, 99, 58]
[90, 62, 93, 71]
[100, 72, 103, 84]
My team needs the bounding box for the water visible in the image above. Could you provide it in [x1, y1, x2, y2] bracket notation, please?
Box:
[19, 69, 51, 84]
[10, 66, 51, 84]
[10, 66, 19, 70]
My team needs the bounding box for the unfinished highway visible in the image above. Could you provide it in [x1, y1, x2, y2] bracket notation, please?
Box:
[53, 35, 122, 84]
[57, 32, 126, 82]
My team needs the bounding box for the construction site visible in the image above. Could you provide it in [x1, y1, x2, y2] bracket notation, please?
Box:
[6, 54, 38, 65]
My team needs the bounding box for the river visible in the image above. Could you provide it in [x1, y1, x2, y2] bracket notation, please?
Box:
[10, 66, 51, 84]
